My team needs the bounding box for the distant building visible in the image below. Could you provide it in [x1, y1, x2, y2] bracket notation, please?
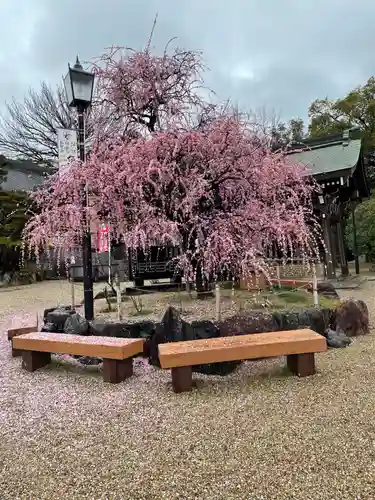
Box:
[287, 128, 370, 277]
[0, 154, 50, 192]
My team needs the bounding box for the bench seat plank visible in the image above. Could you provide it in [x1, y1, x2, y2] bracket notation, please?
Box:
[158, 329, 327, 369]
[13, 333, 144, 360]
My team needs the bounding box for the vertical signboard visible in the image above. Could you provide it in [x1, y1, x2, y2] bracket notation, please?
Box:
[57, 128, 78, 175]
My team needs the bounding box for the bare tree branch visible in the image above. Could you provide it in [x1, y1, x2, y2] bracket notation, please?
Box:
[0, 83, 76, 167]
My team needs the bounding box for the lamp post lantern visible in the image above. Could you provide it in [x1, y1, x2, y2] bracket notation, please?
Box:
[64, 56, 95, 320]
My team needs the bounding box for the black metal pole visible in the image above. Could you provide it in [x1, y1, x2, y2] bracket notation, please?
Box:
[352, 205, 360, 275]
[77, 105, 94, 320]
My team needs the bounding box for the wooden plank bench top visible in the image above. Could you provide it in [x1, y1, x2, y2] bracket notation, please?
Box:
[13, 333, 144, 360]
[159, 329, 327, 368]
[158, 329, 327, 392]
[13, 333, 145, 384]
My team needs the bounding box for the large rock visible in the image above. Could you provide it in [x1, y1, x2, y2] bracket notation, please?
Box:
[190, 320, 220, 340]
[219, 311, 279, 336]
[89, 319, 156, 360]
[218, 309, 330, 336]
[296, 308, 330, 335]
[148, 306, 194, 367]
[44, 306, 74, 321]
[189, 320, 241, 376]
[90, 319, 133, 338]
[325, 328, 351, 348]
[89, 319, 156, 339]
[41, 322, 57, 333]
[148, 307, 240, 375]
[64, 313, 89, 336]
[45, 307, 75, 332]
[334, 299, 369, 336]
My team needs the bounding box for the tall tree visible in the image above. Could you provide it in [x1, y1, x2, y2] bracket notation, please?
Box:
[0, 190, 31, 247]
[308, 78, 375, 138]
[0, 156, 32, 273]
[308, 77, 375, 182]
[91, 42, 208, 140]
[0, 83, 75, 168]
[271, 118, 305, 148]
[345, 199, 375, 262]
[23, 41, 319, 289]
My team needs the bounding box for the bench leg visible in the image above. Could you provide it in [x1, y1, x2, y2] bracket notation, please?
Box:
[287, 354, 298, 374]
[287, 353, 315, 377]
[102, 358, 133, 383]
[12, 347, 22, 358]
[171, 366, 193, 393]
[22, 351, 51, 372]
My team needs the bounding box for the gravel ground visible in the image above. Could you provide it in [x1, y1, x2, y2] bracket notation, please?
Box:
[1, 279, 375, 499]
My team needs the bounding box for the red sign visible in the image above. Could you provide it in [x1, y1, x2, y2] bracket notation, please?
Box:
[97, 224, 109, 252]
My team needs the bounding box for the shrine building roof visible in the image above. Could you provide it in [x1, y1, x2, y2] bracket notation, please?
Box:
[287, 129, 362, 181]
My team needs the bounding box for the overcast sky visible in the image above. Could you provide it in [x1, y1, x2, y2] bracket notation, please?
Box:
[1, 0, 375, 124]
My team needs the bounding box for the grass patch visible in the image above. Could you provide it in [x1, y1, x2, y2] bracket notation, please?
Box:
[168, 285, 338, 312]
[276, 290, 307, 304]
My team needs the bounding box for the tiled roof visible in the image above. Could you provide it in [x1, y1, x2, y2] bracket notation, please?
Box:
[288, 138, 362, 177]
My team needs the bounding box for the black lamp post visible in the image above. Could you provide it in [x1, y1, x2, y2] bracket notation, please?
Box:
[64, 56, 95, 320]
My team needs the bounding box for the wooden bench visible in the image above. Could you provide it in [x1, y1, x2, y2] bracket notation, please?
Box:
[12, 333, 144, 383]
[158, 329, 327, 393]
[8, 325, 38, 357]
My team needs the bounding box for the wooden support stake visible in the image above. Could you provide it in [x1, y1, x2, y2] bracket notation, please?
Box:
[312, 265, 319, 308]
[215, 283, 221, 322]
[71, 276, 75, 311]
[276, 264, 281, 288]
[115, 272, 122, 321]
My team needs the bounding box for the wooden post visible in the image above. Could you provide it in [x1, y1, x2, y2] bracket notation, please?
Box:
[115, 272, 122, 321]
[71, 276, 75, 310]
[276, 263, 281, 288]
[337, 216, 349, 277]
[331, 225, 338, 271]
[322, 214, 335, 279]
[312, 265, 319, 308]
[215, 283, 221, 322]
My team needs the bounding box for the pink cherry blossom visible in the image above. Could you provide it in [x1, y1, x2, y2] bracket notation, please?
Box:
[22, 40, 319, 284]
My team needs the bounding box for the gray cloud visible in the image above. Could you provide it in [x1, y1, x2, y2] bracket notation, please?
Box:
[1, 0, 375, 122]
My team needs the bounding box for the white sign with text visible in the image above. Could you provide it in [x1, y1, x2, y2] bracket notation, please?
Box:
[57, 128, 78, 174]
